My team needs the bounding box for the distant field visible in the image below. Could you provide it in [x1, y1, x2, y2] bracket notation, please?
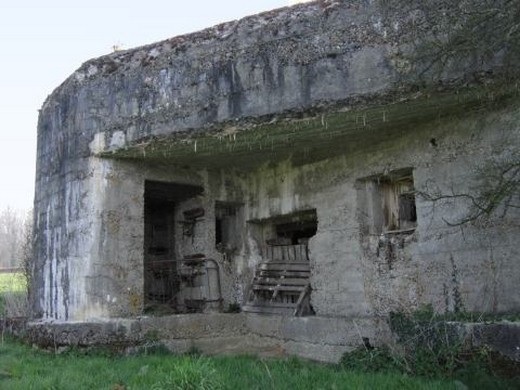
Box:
[0, 273, 27, 317]
[0, 273, 26, 293]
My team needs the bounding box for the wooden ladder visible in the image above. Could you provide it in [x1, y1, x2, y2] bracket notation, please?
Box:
[243, 261, 312, 316]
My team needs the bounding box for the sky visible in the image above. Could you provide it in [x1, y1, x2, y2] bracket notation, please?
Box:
[0, 0, 308, 212]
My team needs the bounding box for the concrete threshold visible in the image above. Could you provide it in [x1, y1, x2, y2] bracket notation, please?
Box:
[25, 313, 387, 363]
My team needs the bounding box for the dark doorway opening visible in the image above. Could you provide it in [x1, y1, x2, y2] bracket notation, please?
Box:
[215, 201, 243, 252]
[143, 180, 204, 314]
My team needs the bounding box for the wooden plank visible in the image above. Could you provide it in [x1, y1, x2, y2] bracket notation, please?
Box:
[242, 305, 296, 315]
[258, 269, 310, 276]
[258, 262, 310, 271]
[275, 285, 307, 292]
[246, 302, 297, 308]
[294, 285, 311, 316]
[271, 285, 306, 293]
[252, 284, 306, 292]
[252, 284, 276, 291]
[258, 271, 310, 278]
[262, 261, 310, 266]
[263, 244, 310, 262]
[300, 245, 308, 261]
[252, 284, 272, 291]
[253, 278, 310, 286]
[258, 273, 310, 280]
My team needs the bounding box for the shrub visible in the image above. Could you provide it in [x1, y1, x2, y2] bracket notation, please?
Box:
[340, 346, 404, 373]
[341, 306, 520, 384]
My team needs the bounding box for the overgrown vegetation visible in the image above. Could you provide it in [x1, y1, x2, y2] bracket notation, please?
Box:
[341, 306, 520, 389]
[0, 338, 459, 390]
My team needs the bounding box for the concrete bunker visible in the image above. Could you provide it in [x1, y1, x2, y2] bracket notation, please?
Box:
[30, 0, 519, 362]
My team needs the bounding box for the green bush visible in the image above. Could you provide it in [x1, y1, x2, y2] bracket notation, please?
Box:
[340, 306, 520, 388]
[389, 308, 466, 377]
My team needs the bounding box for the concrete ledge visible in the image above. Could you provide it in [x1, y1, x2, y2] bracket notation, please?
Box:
[161, 335, 283, 358]
[25, 315, 520, 363]
[24, 314, 390, 362]
[282, 339, 351, 363]
[26, 313, 247, 347]
[26, 319, 141, 347]
[138, 313, 248, 340]
[469, 322, 520, 362]
[245, 313, 387, 346]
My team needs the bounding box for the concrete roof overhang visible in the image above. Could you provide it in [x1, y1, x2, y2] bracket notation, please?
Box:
[37, 0, 520, 175]
[98, 85, 515, 171]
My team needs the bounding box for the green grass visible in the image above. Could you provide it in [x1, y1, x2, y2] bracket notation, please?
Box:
[0, 273, 26, 293]
[0, 339, 459, 390]
[0, 273, 27, 317]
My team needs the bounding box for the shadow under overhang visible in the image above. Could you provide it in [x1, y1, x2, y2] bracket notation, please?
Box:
[98, 85, 516, 171]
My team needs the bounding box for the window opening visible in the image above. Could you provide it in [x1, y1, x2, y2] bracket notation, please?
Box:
[380, 176, 417, 232]
[214, 202, 243, 253]
[359, 168, 417, 234]
[250, 209, 317, 262]
[380, 172, 416, 232]
[275, 220, 317, 245]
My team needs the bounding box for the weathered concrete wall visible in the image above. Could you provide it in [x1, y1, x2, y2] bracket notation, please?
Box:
[34, 98, 520, 321]
[356, 106, 520, 316]
[33, 0, 519, 324]
[34, 156, 136, 320]
[43, 101, 519, 322]
[234, 104, 520, 317]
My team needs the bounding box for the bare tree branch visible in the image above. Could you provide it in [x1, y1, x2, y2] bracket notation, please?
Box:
[418, 157, 520, 227]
